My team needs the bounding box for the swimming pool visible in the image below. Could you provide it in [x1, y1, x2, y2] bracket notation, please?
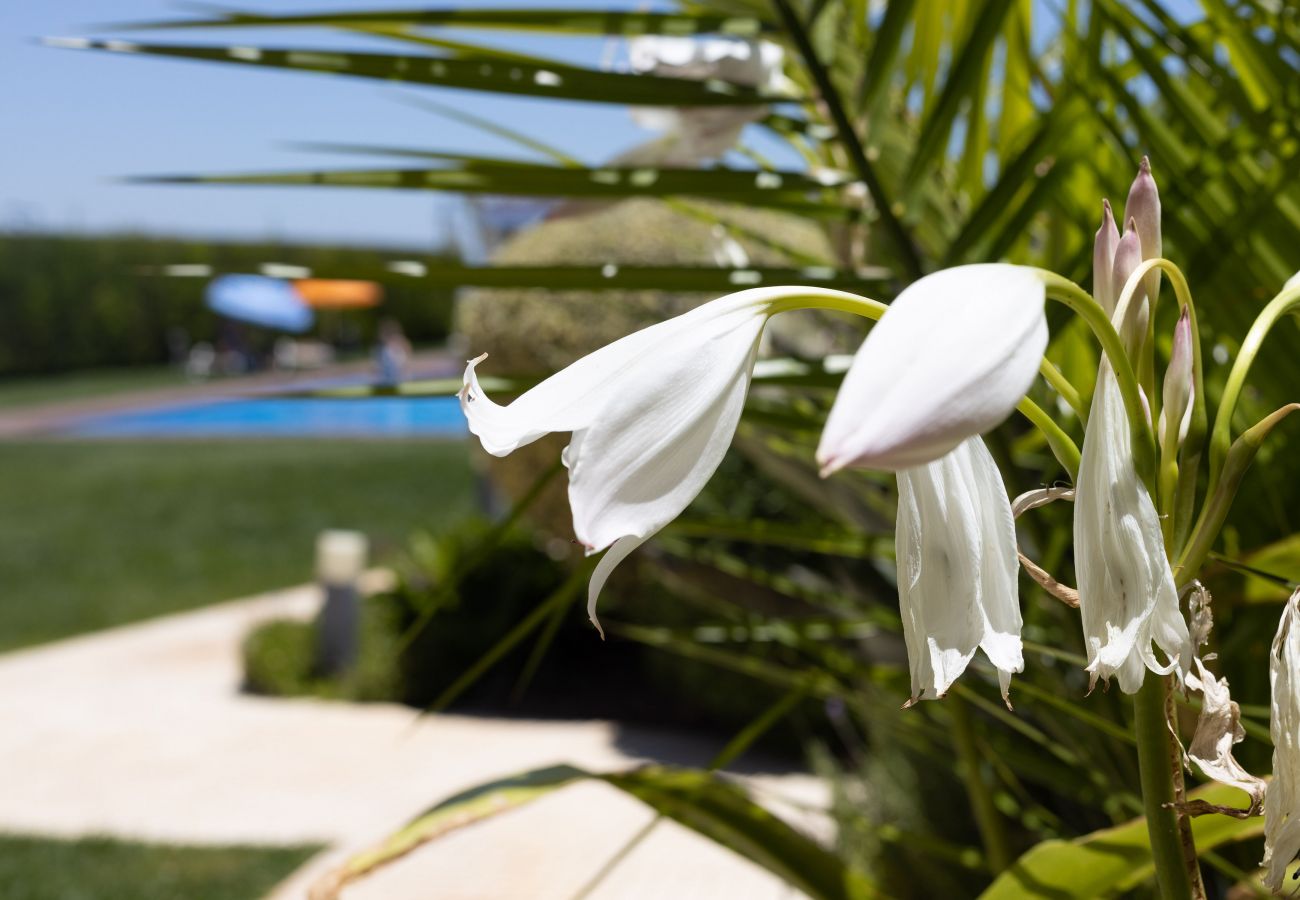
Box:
[64, 396, 468, 438]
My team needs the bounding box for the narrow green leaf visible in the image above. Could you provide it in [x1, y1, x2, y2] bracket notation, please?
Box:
[317, 763, 875, 900]
[979, 782, 1267, 899]
[101, 9, 772, 38]
[904, 0, 1016, 192]
[128, 163, 851, 213]
[47, 38, 781, 106]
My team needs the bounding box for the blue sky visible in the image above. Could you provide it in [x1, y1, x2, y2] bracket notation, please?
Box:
[0, 2, 663, 249]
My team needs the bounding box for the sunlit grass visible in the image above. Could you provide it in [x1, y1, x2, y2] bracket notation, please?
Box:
[0, 834, 319, 900]
[0, 439, 475, 651]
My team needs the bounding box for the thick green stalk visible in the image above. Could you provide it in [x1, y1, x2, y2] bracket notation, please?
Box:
[1134, 673, 1194, 900]
[949, 696, 1012, 874]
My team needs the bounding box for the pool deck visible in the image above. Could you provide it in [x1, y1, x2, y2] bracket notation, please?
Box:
[0, 350, 461, 440]
[0, 575, 826, 899]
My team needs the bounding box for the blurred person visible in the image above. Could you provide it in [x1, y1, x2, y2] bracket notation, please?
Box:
[375, 317, 411, 386]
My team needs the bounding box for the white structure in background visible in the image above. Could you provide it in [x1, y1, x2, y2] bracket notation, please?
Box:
[624, 36, 793, 166]
[315, 530, 369, 676]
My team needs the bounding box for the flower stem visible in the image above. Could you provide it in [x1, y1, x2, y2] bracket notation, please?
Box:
[1207, 283, 1300, 496]
[948, 695, 1012, 874]
[1134, 672, 1195, 900]
[1039, 272, 1157, 486]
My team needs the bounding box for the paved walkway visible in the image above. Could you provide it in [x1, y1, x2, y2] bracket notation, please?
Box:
[0, 576, 826, 899]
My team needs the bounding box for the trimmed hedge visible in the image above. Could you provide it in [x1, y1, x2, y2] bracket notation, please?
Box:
[0, 232, 456, 375]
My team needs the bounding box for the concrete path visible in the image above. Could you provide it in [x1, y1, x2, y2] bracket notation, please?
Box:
[0, 576, 827, 898]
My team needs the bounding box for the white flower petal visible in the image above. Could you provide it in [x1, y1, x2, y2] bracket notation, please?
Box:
[1185, 658, 1264, 814]
[565, 311, 765, 551]
[896, 437, 1023, 704]
[1075, 364, 1191, 693]
[817, 264, 1047, 473]
[461, 286, 860, 626]
[1265, 590, 1300, 892]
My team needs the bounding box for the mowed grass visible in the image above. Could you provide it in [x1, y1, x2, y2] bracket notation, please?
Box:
[0, 834, 319, 900]
[0, 440, 476, 651]
[0, 367, 187, 410]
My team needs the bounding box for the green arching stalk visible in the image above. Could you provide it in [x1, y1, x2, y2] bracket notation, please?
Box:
[948, 695, 1013, 875]
[1134, 673, 1195, 900]
[1038, 359, 1087, 422]
[771, 289, 888, 320]
[1207, 283, 1300, 495]
[1017, 396, 1081, 478]
[1038, 272, 1157, 485]
[1176, 403, 1300, 588]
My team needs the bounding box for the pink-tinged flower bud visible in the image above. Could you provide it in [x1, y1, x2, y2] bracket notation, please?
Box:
[1159, 307, 1194, 447]
[1093, 199, 1120, 316]
[1125, 156, 1163, 303]
[1112, 218, 1147, 347]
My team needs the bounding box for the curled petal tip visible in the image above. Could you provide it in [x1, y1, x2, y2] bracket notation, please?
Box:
[1139, 155, 1151, 173]
[1102, 197, 1113, 215]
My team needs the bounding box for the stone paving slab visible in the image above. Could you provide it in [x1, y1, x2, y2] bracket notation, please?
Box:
[0, 576, 826, 898]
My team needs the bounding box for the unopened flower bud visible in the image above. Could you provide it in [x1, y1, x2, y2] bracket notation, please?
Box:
[1112, 219, 1147, 348]
[1093, 199, 1120, 316]
[1125, 156, 1163, 303]
[1159, 307, 1194, 447]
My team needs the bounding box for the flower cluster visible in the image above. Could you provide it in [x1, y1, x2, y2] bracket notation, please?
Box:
[459, 160, 1300, 888]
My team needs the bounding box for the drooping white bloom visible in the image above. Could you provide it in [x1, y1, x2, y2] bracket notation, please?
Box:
[1073, 363, 1191, 693]
[1265, 589, 1300, 892]
[460, 286, 862, 633]
[817, 264, 1048, 473]
[625, 36, 792, 165]
[896, 437, 1024, 705]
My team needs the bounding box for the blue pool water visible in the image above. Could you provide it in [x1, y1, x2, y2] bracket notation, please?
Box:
[65, 396, 468, 438]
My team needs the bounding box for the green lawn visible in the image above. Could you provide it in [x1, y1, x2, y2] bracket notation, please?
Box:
[0, 440, 476, 651]
[0, 367, 188, 409]
[0, 834, 319, 900]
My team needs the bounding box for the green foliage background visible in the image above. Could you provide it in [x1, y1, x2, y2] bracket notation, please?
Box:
[0, 234, 456, 375]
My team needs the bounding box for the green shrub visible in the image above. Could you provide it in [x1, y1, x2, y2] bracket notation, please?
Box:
[0, 233, 456, 375]
[241, 599, 402, 702]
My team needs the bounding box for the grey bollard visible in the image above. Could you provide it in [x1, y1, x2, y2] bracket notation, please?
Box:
[314, 530, 368, 677]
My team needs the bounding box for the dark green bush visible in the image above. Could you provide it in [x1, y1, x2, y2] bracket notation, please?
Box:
[0, 233, 456, 375]
[241, 600, 402, 702]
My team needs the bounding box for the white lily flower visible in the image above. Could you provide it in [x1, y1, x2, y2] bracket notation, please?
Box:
[896, 437, 1024, 705]
[1074, 363, 1191, 693]
[460, 286, 861, 634]
[817, 264, 1048, 473]
[1265, 589, 1300, 892]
